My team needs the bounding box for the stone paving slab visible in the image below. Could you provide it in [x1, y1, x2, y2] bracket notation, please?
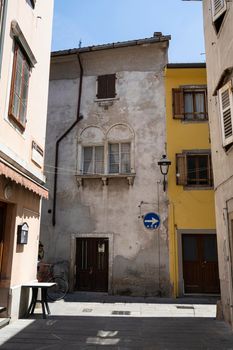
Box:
[47, 299, 217, 318]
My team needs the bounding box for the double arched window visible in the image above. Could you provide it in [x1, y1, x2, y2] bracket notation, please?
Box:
[77, 123, 135, 176]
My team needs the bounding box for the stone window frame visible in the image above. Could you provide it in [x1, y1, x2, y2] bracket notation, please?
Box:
[77, 124, 136, 186]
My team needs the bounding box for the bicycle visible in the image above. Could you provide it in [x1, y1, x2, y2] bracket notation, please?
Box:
[37, 262, 69, 301]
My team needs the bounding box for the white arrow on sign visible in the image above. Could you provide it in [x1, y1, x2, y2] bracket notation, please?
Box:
[144, 218, 159, 226]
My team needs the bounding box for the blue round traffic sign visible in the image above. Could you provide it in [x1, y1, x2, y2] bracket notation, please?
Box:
[143, 212, 160, 229]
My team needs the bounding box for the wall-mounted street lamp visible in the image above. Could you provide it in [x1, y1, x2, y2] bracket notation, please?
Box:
[158, 154, 171, 192]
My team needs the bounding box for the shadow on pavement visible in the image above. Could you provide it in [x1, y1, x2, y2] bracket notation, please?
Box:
[0, 315, 232, 350]
[63, 291, 219, 305]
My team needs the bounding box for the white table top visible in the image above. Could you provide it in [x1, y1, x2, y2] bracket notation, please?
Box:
[22, 282, 56, 288]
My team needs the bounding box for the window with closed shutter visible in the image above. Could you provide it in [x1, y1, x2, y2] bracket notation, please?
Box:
[97, 74, 116, 99]
[211, 0, 227, 33]
[218, 81, 233, 148]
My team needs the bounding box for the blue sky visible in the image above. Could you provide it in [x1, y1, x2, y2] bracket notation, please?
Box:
[52, 0, 205, 63]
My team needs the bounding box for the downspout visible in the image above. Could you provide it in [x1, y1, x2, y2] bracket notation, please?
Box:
[52, 53, 83, 226]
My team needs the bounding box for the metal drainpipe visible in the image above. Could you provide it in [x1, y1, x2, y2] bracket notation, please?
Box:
[52, 53, 83, 226]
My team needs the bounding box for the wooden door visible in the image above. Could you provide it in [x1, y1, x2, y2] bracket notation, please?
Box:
[0, 202, 6, 278]
[182, 234, 220, 294]
[76, 238, 109, 292]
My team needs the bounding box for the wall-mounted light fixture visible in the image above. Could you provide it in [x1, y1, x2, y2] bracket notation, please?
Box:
[158, 154, 171, 192]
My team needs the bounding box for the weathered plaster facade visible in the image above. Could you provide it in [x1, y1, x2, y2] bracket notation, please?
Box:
[202, 0, 233, 326]
[41, 34, 172, 297]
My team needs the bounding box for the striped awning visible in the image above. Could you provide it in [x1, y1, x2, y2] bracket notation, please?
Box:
[0, 160, 48, 199]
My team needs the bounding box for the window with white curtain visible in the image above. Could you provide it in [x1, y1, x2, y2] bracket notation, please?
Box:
[83, 146, 104, 174]
[82, 142, 132, 175]
[109, 143, 131, 174]
[172, 87, 207, 121]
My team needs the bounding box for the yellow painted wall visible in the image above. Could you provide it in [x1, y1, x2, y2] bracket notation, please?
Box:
[165, 67, 216, 296]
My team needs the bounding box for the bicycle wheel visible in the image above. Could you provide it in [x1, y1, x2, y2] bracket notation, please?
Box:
[47, 277, 68, 301]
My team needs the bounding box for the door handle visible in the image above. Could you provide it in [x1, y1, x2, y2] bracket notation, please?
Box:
[201, 261, 207, 267]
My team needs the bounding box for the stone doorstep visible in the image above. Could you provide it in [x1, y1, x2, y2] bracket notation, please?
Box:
[0, 318, 10, 330]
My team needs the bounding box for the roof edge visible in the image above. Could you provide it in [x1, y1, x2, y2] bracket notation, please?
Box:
[166, 63, 206, 69]
[51, 35, 171, 58]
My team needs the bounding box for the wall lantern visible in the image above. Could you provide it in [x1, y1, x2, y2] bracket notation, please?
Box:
[17, 222, 29, 244]
[158, 154, 171, 192]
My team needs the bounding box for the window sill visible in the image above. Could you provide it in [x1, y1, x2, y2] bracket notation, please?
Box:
[94, 97, 119, 109]
[182, 119, 208, 124]
[8, 114, 26, 132]
[183, 185, 213, 191]
[76, 173, 136, 187]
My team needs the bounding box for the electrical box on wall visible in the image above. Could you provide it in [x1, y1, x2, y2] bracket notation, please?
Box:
[17, 222, 29, 244]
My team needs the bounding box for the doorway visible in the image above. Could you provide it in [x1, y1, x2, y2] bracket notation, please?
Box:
[76, 237, 109, 292]
[182, 234, 220, 294]
[0, 202, 6, 278]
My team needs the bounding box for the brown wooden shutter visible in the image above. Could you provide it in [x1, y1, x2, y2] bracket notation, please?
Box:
[176, 153, 187, 185]
[107, 74, 116, 98]
[172, 88, 184, 119]
[97, 74, 116, 99]
[97, 75, 107, 99]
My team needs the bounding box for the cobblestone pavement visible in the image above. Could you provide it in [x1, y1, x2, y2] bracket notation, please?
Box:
[0, 293, 233, 349]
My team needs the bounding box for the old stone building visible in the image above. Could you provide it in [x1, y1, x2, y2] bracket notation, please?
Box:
[202, 0, 233, 325]
[40, 33, 172, 296]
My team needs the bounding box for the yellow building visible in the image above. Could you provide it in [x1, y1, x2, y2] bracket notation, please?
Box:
[165, 64, 219, 297]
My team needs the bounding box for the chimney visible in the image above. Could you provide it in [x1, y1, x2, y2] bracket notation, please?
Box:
[153, 32, 162, 37]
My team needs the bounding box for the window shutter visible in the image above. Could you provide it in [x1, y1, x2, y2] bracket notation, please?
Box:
[212, 0, 227, 22]
[218, 81, 233, 147]
[107, 74, 116, 98]
[97, 75, 107, 99]
[172, 88, 184, 119]
[176, 153, 187, 185]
